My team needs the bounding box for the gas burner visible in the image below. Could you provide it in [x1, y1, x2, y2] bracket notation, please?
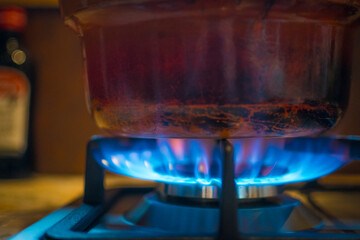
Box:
[93, 137, 349, 187]
[11, 136, 360, 240]
[158, 183, 281, 199]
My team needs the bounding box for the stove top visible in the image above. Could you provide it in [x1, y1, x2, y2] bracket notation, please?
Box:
[10, 183, 360, 240]
[11, 137, 360, 239]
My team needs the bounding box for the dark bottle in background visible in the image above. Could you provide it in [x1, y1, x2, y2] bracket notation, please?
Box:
[0, 6, 35, 177]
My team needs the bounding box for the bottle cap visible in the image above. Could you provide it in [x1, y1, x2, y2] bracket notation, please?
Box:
[0, 6, 27, 32]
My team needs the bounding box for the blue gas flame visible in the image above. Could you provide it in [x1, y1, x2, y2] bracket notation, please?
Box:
[94, 137, 349, 186]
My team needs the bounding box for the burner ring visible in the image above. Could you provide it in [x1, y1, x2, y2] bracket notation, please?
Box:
[158, 183, 282, 199]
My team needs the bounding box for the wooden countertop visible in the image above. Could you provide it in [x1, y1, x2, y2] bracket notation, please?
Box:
[0, 174, 153, 239]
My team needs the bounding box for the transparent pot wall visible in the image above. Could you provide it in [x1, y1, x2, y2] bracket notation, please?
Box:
[60, 0, 360, 138]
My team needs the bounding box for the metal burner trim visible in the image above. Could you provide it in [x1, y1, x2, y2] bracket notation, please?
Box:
[158, 183, 282, 199]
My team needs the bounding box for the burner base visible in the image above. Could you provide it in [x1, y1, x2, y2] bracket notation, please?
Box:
[158, 183, 282, 199]
[124, 193, 322, 234]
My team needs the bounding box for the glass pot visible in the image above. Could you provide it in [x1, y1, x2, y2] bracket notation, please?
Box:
[60, 0, 360, 138]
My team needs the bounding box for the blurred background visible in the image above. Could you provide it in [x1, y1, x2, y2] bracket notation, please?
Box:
[1, 0, 101, 174]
